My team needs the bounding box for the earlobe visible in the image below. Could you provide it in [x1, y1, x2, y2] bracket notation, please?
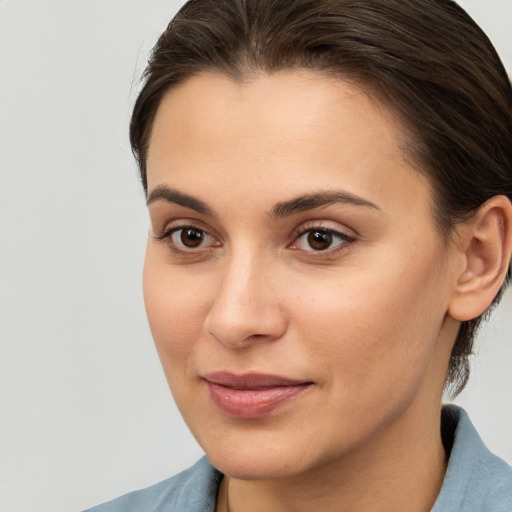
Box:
[448, 195, 512, 322]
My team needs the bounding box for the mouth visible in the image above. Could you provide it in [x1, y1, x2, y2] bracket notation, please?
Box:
[202, 372, 314, 419]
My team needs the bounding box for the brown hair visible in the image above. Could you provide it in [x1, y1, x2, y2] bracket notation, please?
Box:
[130, 0, 512, 394]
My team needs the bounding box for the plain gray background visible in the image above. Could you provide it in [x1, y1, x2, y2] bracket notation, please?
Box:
[0, 1, 511, 511]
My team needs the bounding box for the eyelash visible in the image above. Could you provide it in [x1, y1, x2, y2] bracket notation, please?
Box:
[155, 223, 218, 255]
[155, 222, 356, 256]
[289, 224, 356, 255]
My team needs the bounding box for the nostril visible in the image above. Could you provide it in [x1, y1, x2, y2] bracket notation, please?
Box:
[246, 333, 272, 342]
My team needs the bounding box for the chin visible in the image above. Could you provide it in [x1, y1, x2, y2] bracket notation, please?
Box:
[198, 429, 329, 481]
[208, 451, 308, 481]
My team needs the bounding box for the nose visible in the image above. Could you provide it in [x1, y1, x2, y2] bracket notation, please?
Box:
[204, 252, 288, 348]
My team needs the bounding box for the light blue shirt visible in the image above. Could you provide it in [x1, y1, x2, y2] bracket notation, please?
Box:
[83, 405, 512, 512]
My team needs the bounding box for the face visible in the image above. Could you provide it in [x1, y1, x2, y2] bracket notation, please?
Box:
[144, 71, 459, 480]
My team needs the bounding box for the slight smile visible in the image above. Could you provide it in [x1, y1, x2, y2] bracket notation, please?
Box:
[202, 372, 314, 419]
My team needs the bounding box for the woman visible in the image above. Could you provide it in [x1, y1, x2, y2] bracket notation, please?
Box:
[85, 0, 512, 510]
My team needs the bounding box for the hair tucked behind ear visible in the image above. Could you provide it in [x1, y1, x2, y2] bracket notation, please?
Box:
[130, 0, 512, 395]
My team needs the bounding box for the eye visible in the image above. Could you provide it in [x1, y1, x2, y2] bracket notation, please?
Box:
[172, 227, 210, 248]
[156, 224, 219, 254]
[291, 227, 355, 252]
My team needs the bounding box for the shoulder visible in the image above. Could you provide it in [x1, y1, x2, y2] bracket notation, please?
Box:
[433, 405, 512, 512]
[82, 457, 223, 512]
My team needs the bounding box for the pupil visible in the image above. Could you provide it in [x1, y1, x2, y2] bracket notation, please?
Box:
[307, 230, 332, 250]
[181, 228, 204, 247]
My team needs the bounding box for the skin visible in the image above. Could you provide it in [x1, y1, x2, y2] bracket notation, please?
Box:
[143, 70, 471, 512]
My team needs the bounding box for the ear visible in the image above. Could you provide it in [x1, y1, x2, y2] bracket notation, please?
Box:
[448, 195, 512, 322]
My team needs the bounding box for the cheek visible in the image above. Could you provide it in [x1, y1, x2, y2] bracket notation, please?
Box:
[290, 250, 450, 393]
[142, 249, 211, 371]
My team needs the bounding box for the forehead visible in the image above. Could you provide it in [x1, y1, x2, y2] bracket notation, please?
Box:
[148, 70, 402, 159]
[146, 70, 432, 219]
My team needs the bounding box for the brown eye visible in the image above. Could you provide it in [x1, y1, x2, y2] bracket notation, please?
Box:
[165, 226, 217, 251]
[307, 230, 333, 251]
[290, 227, 355, 253]
[180, 228, 206, 248]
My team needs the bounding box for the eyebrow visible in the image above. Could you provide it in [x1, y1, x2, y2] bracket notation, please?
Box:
[270, 191, 380, 218]
[147, 185, 216, 217]
[146, 184, 380, 219]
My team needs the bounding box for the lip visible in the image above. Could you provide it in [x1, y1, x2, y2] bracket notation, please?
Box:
[202, 372, 313, 419]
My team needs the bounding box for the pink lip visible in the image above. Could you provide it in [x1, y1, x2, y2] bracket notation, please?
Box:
[203, 372, 313, 419]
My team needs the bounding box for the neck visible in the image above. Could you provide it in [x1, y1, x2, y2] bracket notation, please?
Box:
[217, 404, 447, 512]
